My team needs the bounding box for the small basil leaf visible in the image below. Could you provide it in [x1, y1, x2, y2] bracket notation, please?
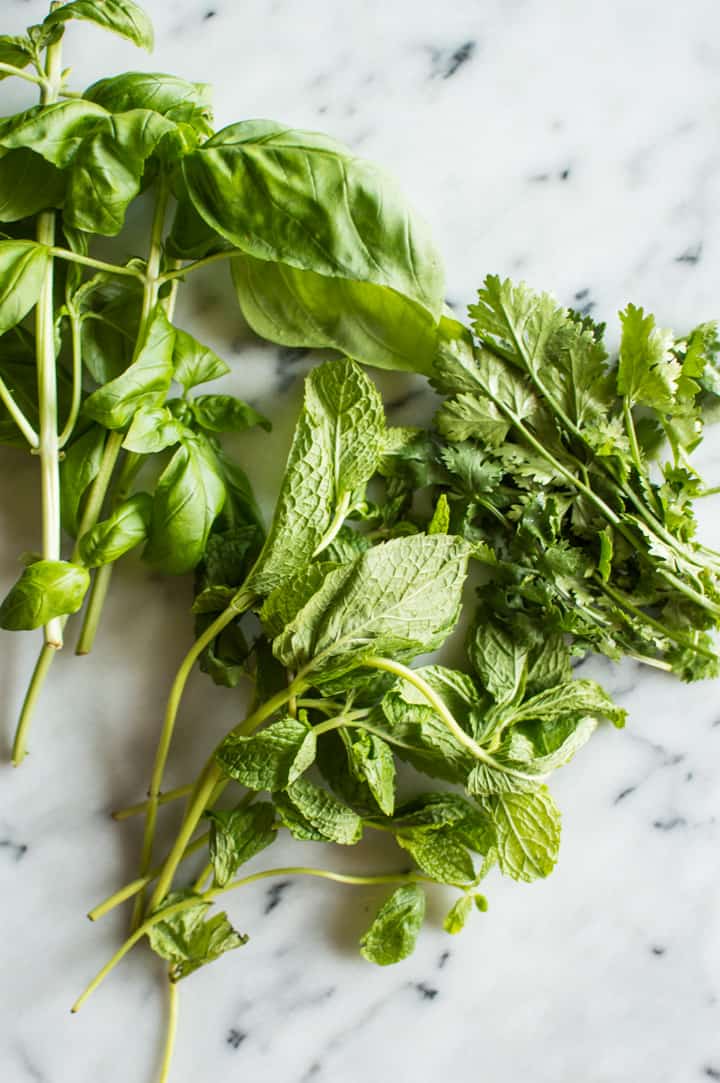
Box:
[122, 405, 185, 454]
[189, 394, 270, 434]
[84, 72, 212, 129]
[78, 492, 152, 567]
[59, 425, 108, 536]
[0, 559, 89, 630]
[172, 325, 230, 392]
[359, 884, 426, 966]
[0, 36, 33, 75]
[44, 0, 155, 52]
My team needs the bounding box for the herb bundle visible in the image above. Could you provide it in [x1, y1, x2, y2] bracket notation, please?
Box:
[0, 0, 443, 764]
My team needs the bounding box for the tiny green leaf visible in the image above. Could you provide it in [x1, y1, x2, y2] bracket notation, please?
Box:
[147, 894, 247, 982]
[443, 894, 472, 935]
[189, 394, 270, 434]
[274, 777, 362, 844]
[172, 326, 230, 391]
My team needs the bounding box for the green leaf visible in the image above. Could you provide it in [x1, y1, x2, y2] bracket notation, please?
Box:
[273, 534, 469, 682]
[0, 100, 108, 167]
[189, 394, 270, 434]
[60, 425, 108, 536]
[78, 492, 152, 567]
[0, 36, 33, 75]
[231, 254, 439, 374]
[85, 72, 212, 129]
[182, 120, 444, 319]
[216, 718, 316, 791]
[206, 803, 276, 888]
[0, 241, 50, 336]
[0, 149, 66, 222]
[525, 634, 572, 696]
[390, 793, 496, 855]
[275, 777, 362, 844]
[122, 405, 185, 454]
[172, 326, 230, 391]
[247, 358, 384, 595]
[397, 830, 475, 885]
[193, 525, 261, 615]
[44, 0, 154, 51]
[195, 610, 249, 688]
[0, 559, 89, 630]
[467, 616, 527, 706]
[65, 109, 175, 235]
[359, 884, 426, 966]
[346, 731, 396, 816]
[143, 432, 225, 574]
[147, 894, 247, 982]
[618, 303, 679, 410]
[512, 678, 626, 728]
[443, 894, 472, 935]
[427, 493, 450, 535]
[259, 562, 339, 638]
[78, 274, 143, 384]
[84, 307, 175, 429]
[378, 691, 475, 785]
[479, 787, 561, 882]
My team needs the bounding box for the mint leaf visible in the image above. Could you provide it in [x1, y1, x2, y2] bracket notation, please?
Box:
[216, 718, 316, 792]
[479, 787, 561, 882]
[147, 894, 247, 981]
[206, 803, 276, 888]
[359, 884, 426, 966]
[274, 778, 362, 844]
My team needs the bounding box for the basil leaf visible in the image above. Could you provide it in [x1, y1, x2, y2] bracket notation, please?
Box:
[65, 109, 176, 236]
[359, 884, 426, 966]
[275, 778, 362, 844]
[206, 803, 276, 888]
[189, 394, 270, 434]
[231, 254, 439, 374]
[59, 425, 108, 536]
[216, 718, 316, 791]
[122, 405, 185, 454]
[0, 100, 107, 167]
[272, 534, 470, 681]
[78, 274, 143, 384]
[182, 120, 443, 319]
[84, 307, 175, 429]
[0, 240, 50, 336]
[143, 432, 226, 574]
[478, 787, 561, 883]
[44, 0, 155, 52]
[78, 492, 152, 567]
[0, 35, 33, 75]
[172, 326, 230, 392]
[147, 894, 247, 982]
[85, 72, 212, 129]
[0, 149, 66, 222]
[0, 559, 89, 630]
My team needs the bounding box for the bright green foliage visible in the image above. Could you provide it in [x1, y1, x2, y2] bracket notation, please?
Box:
[359, 884, 426, 965]
[0, 559, 89, 629]
[147, 893, 247, 982]
[206, 803, 276, 888]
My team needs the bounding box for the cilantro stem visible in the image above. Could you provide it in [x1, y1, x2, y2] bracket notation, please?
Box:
[698, 486, 720, 498]
[112, 783, 195, 821]
[48, 247, 145, 281]
[0, 373, 38, 446]
[157, 981, 179, 1083]
[361, 656, 543, 783]
[131, 595, 254, 929]
[598, 579, 719, 662]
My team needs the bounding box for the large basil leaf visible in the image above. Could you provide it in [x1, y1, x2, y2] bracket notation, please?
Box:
[0, 149, 66, 222]
[65, 109, 175, 235]
[231, 252, 438, 374]
[43, 0, 154, 51]
[0, 100, 108, 167]
[85, 72, 212, 130]
[0, 241, 50, 336]
[78, 274, 143, 384]
[143, 432, 226, 574]
[180, 120, 444, 318]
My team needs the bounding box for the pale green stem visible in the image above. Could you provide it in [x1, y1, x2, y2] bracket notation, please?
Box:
[313, 491, 352, 557]
[112, 783, 195, 822]
[75, 865, 429, 1010]
[131, 592, 256, 929]
[360, 655, 544, 783]
[57, 309, 83, 448]
[74, 565, 113, 655]
[11, 432, 124, 764]
[0, 374, 38, 447]
[0, 62, 47, 88]
[157, 250, 238, 284]
[698, 485, 720, 498]
[145, 676, 306, 917]
[88, 833, 210, 921]
[34, 31, 64, 648]
[599, 579, 719, 662]
[157, 982, 179, 1083]
[49, 247, 145, 281]
[191, 861, 214, 893]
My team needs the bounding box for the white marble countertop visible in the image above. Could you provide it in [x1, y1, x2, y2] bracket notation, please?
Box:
[2, 1, 720, 1081]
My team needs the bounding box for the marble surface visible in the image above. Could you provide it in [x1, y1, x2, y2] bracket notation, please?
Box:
[2, 1, 720, 1081]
